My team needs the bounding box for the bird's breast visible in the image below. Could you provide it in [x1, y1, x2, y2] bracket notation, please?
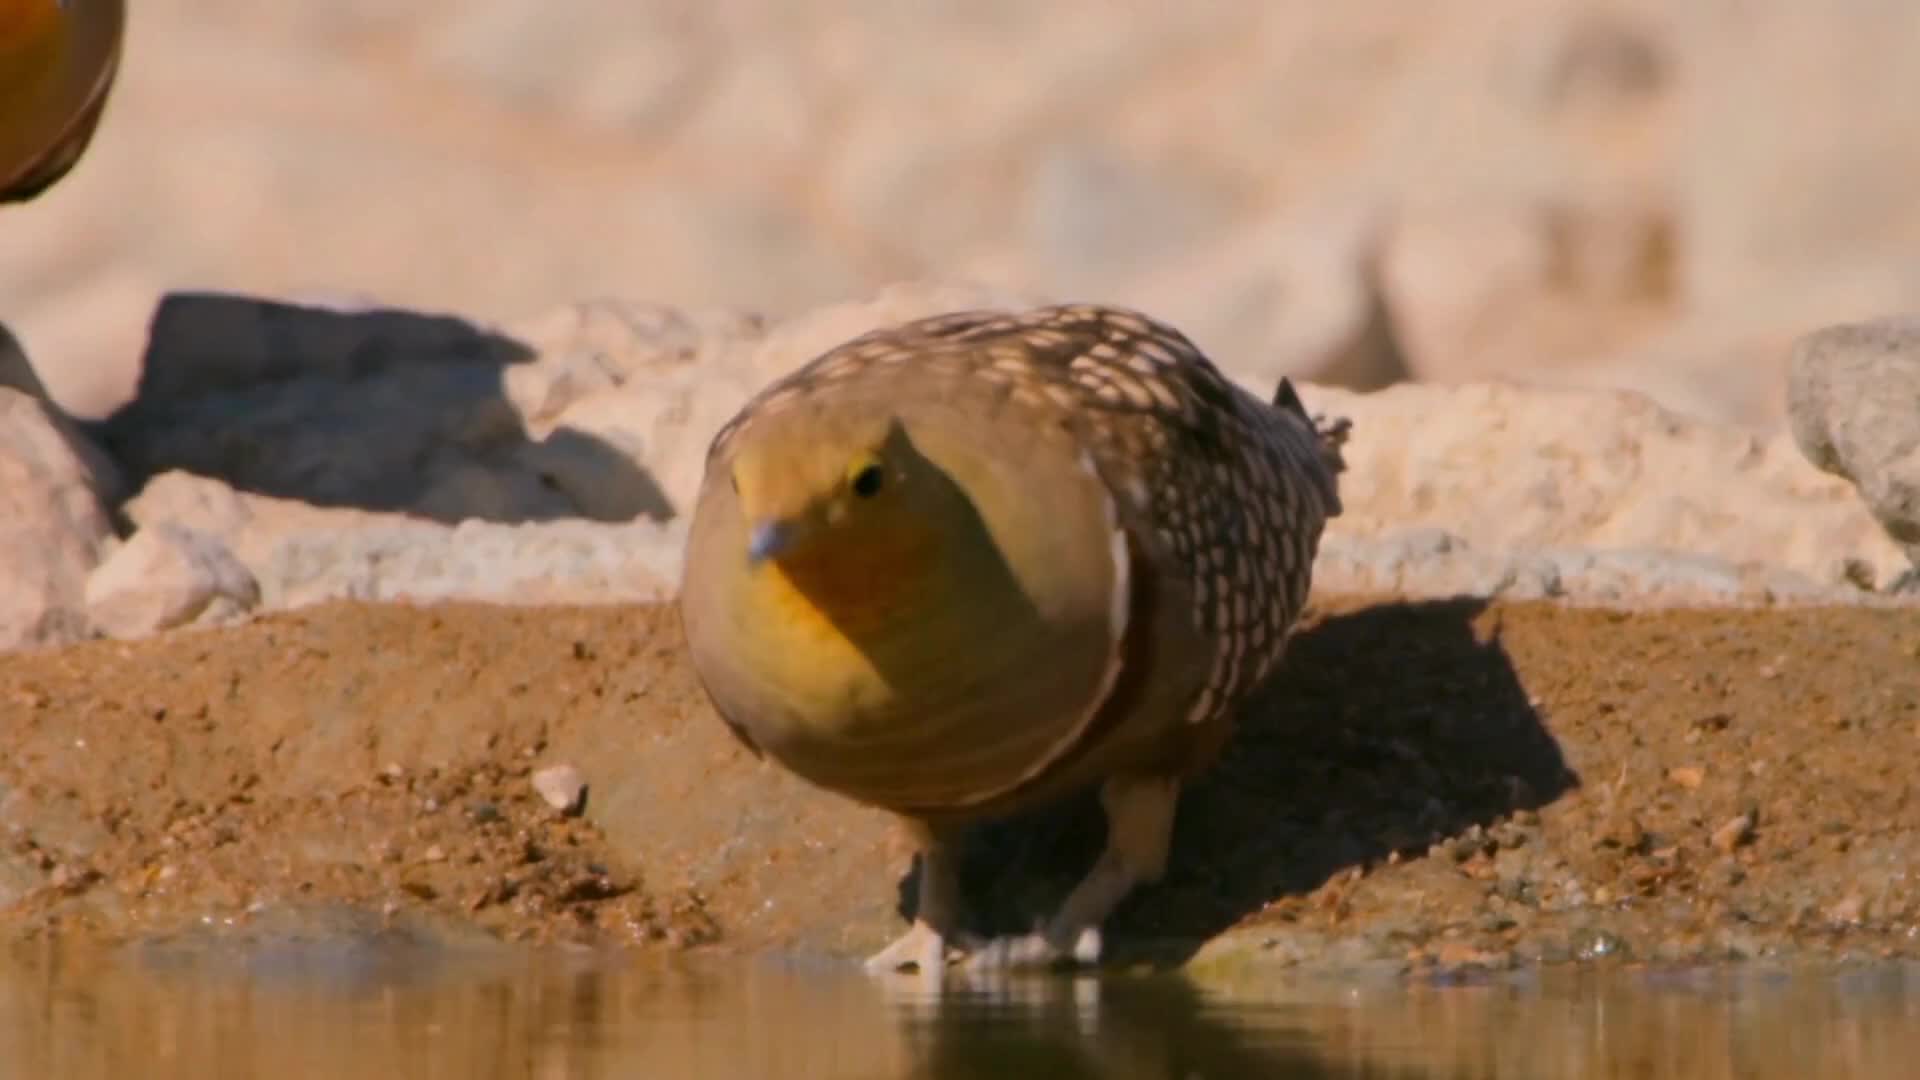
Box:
[683, 516, 1118, 811]
[690, 518, 949, 751]
[763, 515, 942, 641]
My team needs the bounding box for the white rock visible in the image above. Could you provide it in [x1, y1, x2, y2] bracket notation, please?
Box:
[83, 524, 261, 639]
[118, 461, 683, 614]
[531, 764, 587, 816]
[17, 283, 1914, 643]
[1314, 529, 1852, 608]
[1295, 379, 1909, 593]
[123, 469, 255, 538]
[514, 290, 1912, 600]
[531, 356, 757, 523]
[502, 349, 621, 427]
[0, 388, 117, 650]
[1787, 317, 1920, 584]
[260, 517, 683, 610]
[499, 299, 778, 519]
[504, 299, 727, 384]
[124, 470, 392, 587]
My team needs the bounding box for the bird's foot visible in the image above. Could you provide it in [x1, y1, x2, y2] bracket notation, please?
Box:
[864, 920, 982, 975]
[962, 924, 1102, 973]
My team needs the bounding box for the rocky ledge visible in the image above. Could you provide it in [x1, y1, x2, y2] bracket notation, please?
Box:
[2, 283, 1915, 653]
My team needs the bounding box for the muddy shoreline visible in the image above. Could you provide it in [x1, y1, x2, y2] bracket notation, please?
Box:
[1, 596, 1915, 980]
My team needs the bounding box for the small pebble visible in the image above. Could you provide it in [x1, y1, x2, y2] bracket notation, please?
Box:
[1710, 812, 1755, 853]
[1826, 894, 1866, 926]
[1572, 927, 1630, 961]
[532, 764, 588, 816]
[1667, 765, 1705, 789]
[1601, 813, 1647, 852]
[1449, 828, 1488, 862]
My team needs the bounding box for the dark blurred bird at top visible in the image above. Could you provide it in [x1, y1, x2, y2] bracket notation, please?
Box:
[1, 0, 124, 203]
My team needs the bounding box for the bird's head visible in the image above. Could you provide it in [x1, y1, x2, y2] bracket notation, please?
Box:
[725, 409, 929, 571]
[705, 391, 1038, 647]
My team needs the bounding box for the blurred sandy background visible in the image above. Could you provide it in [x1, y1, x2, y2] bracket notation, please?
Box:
[5, 0, 1918, 425]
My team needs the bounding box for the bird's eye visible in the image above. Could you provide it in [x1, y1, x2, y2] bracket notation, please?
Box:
[850, 461, 885, 498]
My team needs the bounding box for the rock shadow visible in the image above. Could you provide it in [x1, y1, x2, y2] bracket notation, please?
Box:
[916, 597, 1579, 964]
[86, 291, 673, 524]
[3, 320, 127, 508]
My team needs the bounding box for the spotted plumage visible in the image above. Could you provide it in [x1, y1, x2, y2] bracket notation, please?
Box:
[682, 302, 1350, 976]
[709, 304, 1345, 731]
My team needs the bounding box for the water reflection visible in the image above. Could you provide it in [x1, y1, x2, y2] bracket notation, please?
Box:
[2, 937, 1916, 1079]
[880, 971, 1336, 1078]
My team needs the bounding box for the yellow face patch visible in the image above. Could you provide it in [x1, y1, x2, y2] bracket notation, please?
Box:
[730, 542, 924, 735]
[758, 511, 941, 640]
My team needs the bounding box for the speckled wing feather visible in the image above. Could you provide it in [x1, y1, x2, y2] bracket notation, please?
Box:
[709, 303, 1347, 733]
[905, 305, 1344, 727]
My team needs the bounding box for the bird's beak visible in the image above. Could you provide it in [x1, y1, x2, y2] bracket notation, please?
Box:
[747, 520, 796, 565]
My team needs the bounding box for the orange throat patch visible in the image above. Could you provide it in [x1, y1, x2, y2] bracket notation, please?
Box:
[756, 517, 942, 641]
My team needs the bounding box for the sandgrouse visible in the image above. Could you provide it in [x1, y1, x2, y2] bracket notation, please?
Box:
[1, 0, 123, 203]
[679, 303, 1350, 974]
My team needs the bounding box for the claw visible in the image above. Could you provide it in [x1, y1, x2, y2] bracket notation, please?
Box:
[864, 776, 1171, 981]
[864, 920, 952, 975]
[963, 932, 1061, 972]
[962, 925, 1102, 973]
[960, 775, 1176, 975]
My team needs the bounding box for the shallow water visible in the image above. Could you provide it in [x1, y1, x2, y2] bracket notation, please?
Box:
[3, 938, 1917, 1079]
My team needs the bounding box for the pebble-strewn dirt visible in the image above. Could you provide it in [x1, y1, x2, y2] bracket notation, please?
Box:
[1, 596, 1914, 977]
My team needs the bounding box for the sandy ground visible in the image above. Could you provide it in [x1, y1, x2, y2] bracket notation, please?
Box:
[1, 595, 1915, 978]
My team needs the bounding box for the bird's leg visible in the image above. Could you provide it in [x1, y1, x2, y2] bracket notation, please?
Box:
[966, 774, 1179, 972]
[864, 822, 970, 975]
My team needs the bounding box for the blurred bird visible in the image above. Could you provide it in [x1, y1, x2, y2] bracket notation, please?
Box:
[1, 0, 124, 203]
[679, 303, 1350, 974]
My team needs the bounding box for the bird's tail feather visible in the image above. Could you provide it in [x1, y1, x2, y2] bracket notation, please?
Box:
[1271, 376, 1352, 495]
